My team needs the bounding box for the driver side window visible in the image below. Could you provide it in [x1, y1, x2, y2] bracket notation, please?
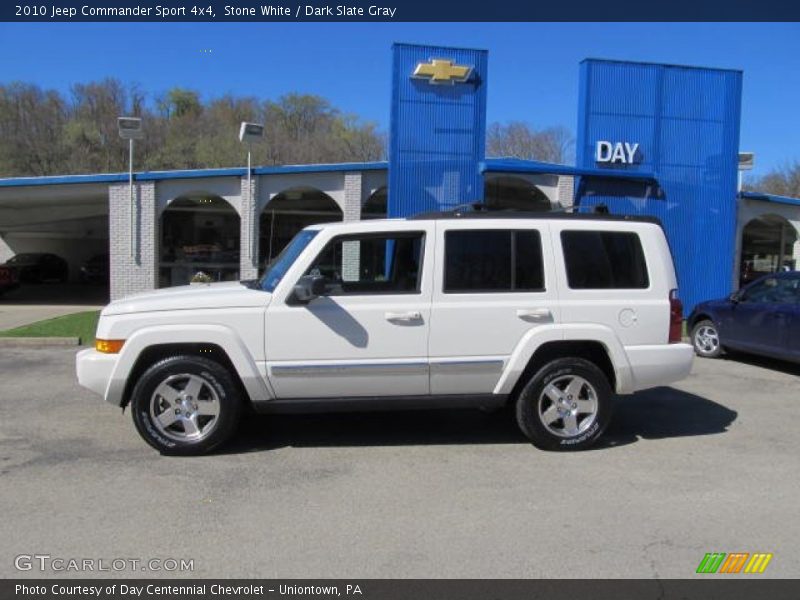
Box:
[741, 277, 797, 304]
[304, 232, 424, 295]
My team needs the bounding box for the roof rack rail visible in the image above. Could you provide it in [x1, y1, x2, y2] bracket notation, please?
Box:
[409, 204, 661, 225]
[417, 201, 607, 217]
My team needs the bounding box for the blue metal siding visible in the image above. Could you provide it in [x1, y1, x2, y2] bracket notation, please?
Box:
[576, 59, 743, 315]
[481, 158, 656, 181]
[388, 43, 488, 217]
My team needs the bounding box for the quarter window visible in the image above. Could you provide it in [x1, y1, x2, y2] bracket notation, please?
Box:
[561, 230, 649, 289]
[444, 230, 545, 293]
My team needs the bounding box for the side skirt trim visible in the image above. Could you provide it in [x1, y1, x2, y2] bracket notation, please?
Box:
[252, 393, 508, 414]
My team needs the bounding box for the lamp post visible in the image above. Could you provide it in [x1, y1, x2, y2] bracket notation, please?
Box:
[118, 117, 144, 260]
[239, 122, 265, 267]
[738, 152, 754, 193]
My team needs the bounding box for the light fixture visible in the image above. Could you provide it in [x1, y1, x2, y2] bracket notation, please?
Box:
[118, 116, 145, 259]
[239, 122, 264, 143]
[240, 122, 265, 266]
[117, 117, 144, 140]
[738, 152, 755, 193]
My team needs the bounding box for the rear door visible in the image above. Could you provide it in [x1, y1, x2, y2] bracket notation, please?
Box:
[428, 221, 559, 395]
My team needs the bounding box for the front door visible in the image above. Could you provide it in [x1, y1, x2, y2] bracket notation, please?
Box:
[265, 225, 433, 399]
[727, 276, 791, 353]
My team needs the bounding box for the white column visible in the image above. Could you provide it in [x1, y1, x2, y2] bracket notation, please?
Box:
[341, 172, 363, 281]
[239, 175, 259, 280]
[0, 235, 14, 263]
[557, 175, 575, 209]
[343, 172, 362, 222]
[109, 180, 157, 300]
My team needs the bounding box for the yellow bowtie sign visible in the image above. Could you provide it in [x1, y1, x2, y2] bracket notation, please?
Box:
[412, 59, 472, 85]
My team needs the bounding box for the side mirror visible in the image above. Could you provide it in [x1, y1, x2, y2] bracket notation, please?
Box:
[293, 275, 327, 304]
[729, 291, 742, 303]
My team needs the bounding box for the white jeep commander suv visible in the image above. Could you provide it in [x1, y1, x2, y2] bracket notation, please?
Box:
[77, 211, 693, 455]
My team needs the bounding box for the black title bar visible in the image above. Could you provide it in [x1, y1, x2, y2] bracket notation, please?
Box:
[3, 0, 800, 22]
[4, 579, 800, 600]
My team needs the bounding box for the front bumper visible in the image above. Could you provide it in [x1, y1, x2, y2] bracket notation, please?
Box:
[76, 348, 118, 403]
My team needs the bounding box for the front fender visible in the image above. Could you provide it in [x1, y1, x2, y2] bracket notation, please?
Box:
[493, 323, 633, 395]
[105, 324, 272, 407]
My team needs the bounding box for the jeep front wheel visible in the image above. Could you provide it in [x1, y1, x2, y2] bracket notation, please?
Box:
[515, 358, 613, 451]
[130, 355, 242, 456]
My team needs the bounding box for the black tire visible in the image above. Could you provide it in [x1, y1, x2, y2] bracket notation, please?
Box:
[130, 355, 242, 456]
[690, 319, 722, 358]
[515, 357, 613, 451]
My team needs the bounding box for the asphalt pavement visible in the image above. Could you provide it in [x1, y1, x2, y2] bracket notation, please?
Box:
[0, 347, 797, 578]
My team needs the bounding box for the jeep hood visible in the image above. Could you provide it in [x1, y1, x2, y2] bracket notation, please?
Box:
[102, 281, 271, 316]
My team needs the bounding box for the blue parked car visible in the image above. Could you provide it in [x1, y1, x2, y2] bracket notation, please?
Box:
[688, 271, 800, 361]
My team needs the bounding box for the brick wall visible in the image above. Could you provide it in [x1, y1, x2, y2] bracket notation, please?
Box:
[109, 181, 157, 301]
[557, 175, 575, 208]
[239, 175, 259, 280]
[341, 172, 362, 280]
[343, 172, 362, 222]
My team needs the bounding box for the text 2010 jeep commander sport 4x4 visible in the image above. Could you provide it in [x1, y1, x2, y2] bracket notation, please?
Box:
[76, 211, 693, 455]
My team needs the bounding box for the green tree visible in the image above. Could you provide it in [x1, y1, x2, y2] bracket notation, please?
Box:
[0, 82, 386, 177]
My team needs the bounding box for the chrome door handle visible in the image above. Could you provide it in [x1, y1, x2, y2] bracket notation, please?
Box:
[516, 308, 552, 322]
[385, 311, 422, 322]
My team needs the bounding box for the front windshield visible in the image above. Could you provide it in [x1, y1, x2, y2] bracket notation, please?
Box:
[259, 229, 319, 292]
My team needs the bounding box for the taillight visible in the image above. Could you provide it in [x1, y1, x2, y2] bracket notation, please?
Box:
[669, 289, 683, 343]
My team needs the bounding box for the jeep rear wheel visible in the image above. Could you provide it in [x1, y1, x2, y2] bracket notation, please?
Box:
[130, 355, 242, 456]
[515, 358, 613, 451]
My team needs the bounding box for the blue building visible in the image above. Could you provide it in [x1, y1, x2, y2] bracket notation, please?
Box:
[0, 43, 798, 311]
[384, 45, 798, 314]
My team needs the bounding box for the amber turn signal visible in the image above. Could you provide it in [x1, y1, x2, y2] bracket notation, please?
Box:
[95, 339, 125, 354]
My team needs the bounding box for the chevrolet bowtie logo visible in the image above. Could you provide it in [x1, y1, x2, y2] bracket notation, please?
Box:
[412, 59, 472, 85]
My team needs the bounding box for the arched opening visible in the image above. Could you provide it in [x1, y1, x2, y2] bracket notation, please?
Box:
[159, 194, 240, 287]
[484, 176, 552, 212]
[260, 187, 342, 268]
[362, 186, 387, 219]
[740, 214, 798, 286]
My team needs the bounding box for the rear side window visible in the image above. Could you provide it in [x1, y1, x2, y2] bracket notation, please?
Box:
[561, 230, 649, 289]
[444, 230, 544, 293]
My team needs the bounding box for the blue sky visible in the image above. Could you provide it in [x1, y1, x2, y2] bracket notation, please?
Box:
[0, 22, 798, 177]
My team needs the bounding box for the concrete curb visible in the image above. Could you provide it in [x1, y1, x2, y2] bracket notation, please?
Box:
[0, 336, 81, 347]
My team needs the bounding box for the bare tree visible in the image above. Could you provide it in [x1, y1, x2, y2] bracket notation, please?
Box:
[745, 162, 800, 198]
[487, 121, 574, 164]
[0, 83, 69, 176]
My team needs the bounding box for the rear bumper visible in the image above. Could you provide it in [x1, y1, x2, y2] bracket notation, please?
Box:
[76, 348, 118, 404]
[625, 343, 694, 392]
